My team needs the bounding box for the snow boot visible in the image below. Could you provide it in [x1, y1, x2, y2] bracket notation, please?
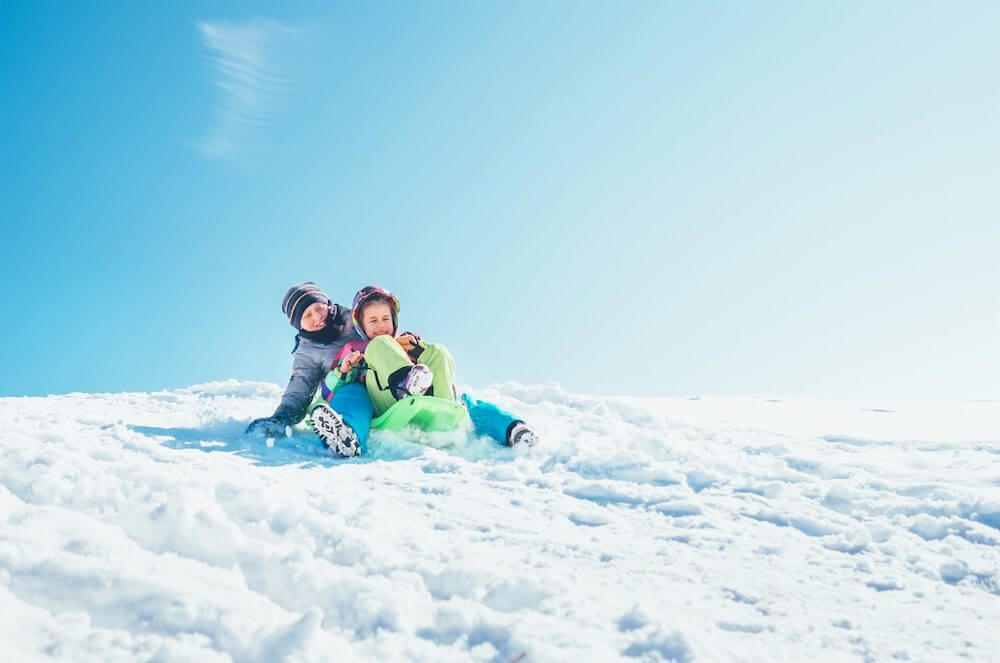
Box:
[394, 363, 434, 399]
[310, 403, 361, 457]
[506, 422, 539, 447]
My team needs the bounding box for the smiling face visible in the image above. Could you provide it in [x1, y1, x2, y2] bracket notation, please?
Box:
[299, 301, 329, 332]
[360, 301, 395, 338]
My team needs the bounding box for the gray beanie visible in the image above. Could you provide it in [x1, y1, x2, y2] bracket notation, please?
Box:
[282, 281, 329, 329]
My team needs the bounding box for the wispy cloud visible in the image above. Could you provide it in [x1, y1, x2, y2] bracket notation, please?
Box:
[196, 18, 296, 160]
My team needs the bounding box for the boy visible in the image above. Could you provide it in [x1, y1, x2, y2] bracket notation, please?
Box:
[245, 282, 371, 457]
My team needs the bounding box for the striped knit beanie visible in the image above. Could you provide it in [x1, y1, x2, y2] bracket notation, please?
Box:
[282, 282, 330, 329]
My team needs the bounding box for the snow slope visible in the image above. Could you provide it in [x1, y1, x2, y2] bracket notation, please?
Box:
[1, 381, 998, 662]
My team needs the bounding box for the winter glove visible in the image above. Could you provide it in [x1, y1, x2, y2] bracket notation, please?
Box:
[245, 415, 290, 438]
[396, 333, 424, 360]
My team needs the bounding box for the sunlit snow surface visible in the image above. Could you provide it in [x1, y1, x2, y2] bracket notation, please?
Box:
[1, 381, 998, 662]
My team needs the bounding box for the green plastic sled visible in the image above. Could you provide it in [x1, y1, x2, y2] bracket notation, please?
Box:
[371, 395, 470, 432]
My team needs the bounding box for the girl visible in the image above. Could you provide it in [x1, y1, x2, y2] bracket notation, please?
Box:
[309, 285, 538, 454]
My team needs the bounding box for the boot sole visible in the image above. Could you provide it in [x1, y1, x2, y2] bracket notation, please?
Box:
[310, 405, 361, 457]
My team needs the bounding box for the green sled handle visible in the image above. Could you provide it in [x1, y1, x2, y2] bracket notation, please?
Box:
[371, 395, 471, 433]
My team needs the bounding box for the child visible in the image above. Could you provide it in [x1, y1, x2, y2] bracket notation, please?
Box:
[245, 282, 372, 457]
[309, 285, 538, 451]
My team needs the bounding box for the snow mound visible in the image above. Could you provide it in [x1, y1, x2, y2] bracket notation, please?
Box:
[1, 383, 998, 661]
[173, 379, 284, 399]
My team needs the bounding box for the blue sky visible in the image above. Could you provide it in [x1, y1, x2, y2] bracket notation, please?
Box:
[2, 2, 998, 399]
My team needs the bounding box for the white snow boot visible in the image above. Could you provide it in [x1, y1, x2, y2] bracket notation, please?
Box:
[395, 363, 434, 399]
[506, 422, 539, 447]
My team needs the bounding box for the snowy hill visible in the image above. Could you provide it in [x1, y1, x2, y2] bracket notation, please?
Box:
[1, 382, 998, 662]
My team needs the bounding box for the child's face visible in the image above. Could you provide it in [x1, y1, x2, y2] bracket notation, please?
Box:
[299, 301, 329, 332]
[361, 302, 394, 338]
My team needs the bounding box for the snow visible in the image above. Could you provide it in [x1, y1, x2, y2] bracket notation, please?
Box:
[1, 380, 998, 662]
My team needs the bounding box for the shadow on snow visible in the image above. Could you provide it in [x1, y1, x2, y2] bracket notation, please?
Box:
[130, 421, 510, 468]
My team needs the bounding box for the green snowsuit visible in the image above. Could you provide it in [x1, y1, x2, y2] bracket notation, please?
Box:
[320, 334, 458, 418]
[361, 335, 457, 416]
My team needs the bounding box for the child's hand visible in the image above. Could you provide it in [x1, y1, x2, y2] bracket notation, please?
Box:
[396, 334, 418, 351]
[339, 351, 363, 374]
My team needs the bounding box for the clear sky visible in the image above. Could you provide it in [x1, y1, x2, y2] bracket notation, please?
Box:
[2, 2, 998, 399]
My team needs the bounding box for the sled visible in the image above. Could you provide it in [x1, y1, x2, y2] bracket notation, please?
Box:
[371, 394, 470, 432]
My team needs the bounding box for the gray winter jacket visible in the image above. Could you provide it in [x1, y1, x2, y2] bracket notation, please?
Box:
[272, 304, 358, 424]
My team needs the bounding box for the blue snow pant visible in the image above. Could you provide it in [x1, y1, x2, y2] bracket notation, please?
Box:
[329, 381, 374, 453]
[461, 394, 522, 446]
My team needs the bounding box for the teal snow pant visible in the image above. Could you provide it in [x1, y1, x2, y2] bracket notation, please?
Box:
[329, 335, 526, 447]
[327, 381, 373, 452]
[461, 394, 523, 446]
[326, 384, 522, 448]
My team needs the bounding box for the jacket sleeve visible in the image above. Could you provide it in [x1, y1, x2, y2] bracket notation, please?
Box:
[272, 349, 325, 425]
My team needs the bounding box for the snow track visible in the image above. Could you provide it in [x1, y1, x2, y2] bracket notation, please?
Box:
[1, 381, 998, 662]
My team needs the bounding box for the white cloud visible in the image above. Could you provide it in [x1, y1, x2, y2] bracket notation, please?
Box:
[196, 18, 296, 159]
